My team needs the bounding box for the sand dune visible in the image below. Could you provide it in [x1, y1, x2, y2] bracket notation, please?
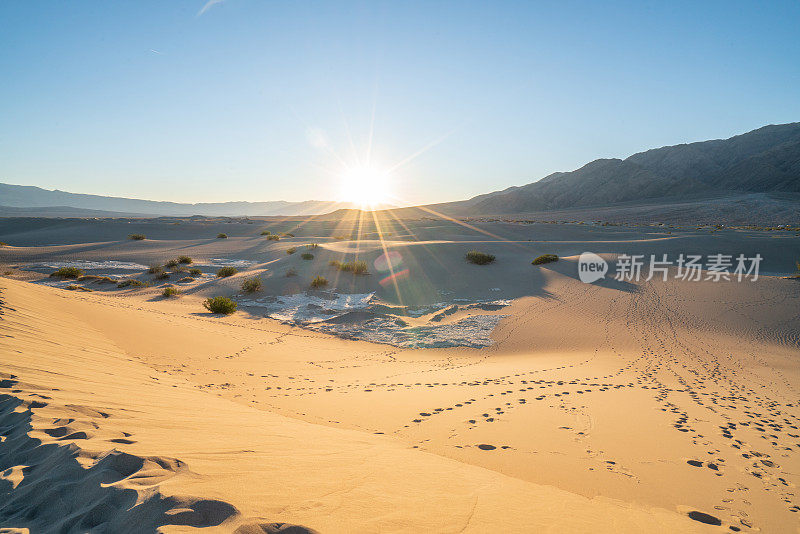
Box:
[1, 217, 799, 532]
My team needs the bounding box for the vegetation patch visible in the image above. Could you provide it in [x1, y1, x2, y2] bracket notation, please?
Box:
[531, 254, 559, 265]
[50, 267, 84, 279]
[286, 247, 297, 255]
[148, 265, 164, 274]
[310, 275, 328, 288]
[306, 243, 318, 249]
[162, 285, 181, 298]
[465, 250, 495, 265]
[155, 272, 170, 280]
[65, 284, 92, 292]
[330, 260, 369, 274]
[204, 296, 237, 315]
[165, 259, 179, 268]
[301, 253, 314, 260]
[78, 275, 115, 284]
[241, 277, 262, 293]
[189, 268, 203, 277]
[217, 233, 228, 239]
[285, 268, 297, 277]
[260, 230, 271, 236]
[129, 234, 146, 240]
[178, 276, 195, 283]
[266, 234, 280, 241]
[217, 266, 238, 277]
[117, 279, 146, 288]
[178, 255, 193, 264]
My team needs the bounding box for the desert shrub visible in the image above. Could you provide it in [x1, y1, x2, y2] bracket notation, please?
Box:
[285, 268, 298, 277]
[217, 233, 228, 239]
[189, 268, 202, 276]
[338, 260, 368, 274]
[306, 243, 318, 249]
[129, 234, 146, 240]
[241, 277, 262, 293]
[286, 247, 296, 255]
[162, 285, 181, 297]
[301, 253, 314, 260]
[117, 279, 146, 288]
[266, 235, 280, 241]
[217, 266, 238, 277]
[165, 259, 179, 268]
[173, 265, 188, 273]
[310, 275, 328, 288]
[465, 250, 495, 265]
[204, 296, 237, 315]
[78, 275, 115, 284]
[155, 272, 170, 280]
[0, 242, 8, 247]
[329, 260, 341, 268]
[148, 265, 164, 274]
[280, 232, 295, 237]
[50, 267, 84, 279]
[260, 230, 271, 236]
[177, 255, 193, 264]
[178, 276, 195, 283]
[531, 254, 559, 265]
[65, 284, 92, 292]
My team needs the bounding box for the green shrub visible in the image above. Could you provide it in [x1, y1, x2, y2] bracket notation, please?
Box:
[286, 247, 296, 255]
[285, 268, 298, 277]
[117, 279, 146, 288]
[336, 260, 368, 274]
[50, 267, 84, 279]
[531, 254, 559, 265]
[148, 265, 164, 274]
[217, 233, 228, 239]
[165, 259, 179, 268]
[217, 266, 238, 277]
[204, 296, 237, 315]
[155, 272, 170, 280]
[465, 250, 495, 265]
[189, 268, 203, 276]
[260, 230, 271, 236]
[241, 277, 262, 293]
[129, 234, 146, 240]
[310, 275, 328, 288]
[301, 253, 314, 260]
[266, 235, 280, 241]
[178, 255, 193, 264]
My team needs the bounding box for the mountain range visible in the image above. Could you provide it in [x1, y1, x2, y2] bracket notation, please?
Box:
[1, 122, 798, 219]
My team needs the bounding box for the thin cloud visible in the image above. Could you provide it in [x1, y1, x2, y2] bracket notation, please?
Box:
[197, 0, 224, 16]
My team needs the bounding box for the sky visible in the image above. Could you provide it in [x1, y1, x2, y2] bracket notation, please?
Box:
[1, 1, 799, 206]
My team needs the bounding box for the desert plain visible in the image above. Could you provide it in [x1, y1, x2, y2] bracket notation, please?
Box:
[1, 214, 799, 533]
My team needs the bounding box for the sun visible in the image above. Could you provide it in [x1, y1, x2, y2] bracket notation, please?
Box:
[338, 165, 391, 208]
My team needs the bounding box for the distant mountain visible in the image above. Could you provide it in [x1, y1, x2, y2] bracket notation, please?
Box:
[0, 183, 364, 217]
[437, 122, 800, 215]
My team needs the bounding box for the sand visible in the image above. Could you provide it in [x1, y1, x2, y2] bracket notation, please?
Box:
[1, 215, 799, 532]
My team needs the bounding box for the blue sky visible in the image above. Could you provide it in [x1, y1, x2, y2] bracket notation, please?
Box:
[1, 1, 799, 205]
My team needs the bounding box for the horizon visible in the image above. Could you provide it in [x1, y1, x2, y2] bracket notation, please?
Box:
[2, 2, 799, 207]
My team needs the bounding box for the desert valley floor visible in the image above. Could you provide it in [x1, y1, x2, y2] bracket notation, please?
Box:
[1, 216, 799, 533]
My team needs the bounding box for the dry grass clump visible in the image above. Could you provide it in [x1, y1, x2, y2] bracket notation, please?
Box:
[266, 234, 280, 241]
[148, 265, 164, 274]
[78, 275, 115, 284]
[241, 277, 262, 293]
[531, 254, 558, 265]
[65, 284, 93, 292]
[216, 266, 238, 277]
[306, 243, 318, 249]
[204, 296, 237, 315]
[286, 247, 297, 255]
[117, 279, 146, 288]
[310, 275, 328, 288]
[165, 259, 179, 268]
[217, 233, 228, 239]
[162, 285, 181, 297]
[189, 268, 202, 277]
[178, 276, 195, 283]
[129, 234, 146, 240]
[50, 267, 84, 279]
[178, 255, 193, 264]
[465, 250, 495, 265]
[301, 253, 314, 260]
[260, 230, 271, 236]
[0, 242, 9, 247]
